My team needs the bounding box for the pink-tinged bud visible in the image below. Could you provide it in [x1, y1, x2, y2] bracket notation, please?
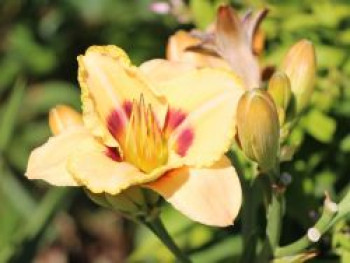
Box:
[281, 40, 316, 114]
[49, 105, 83, 135]
[237, 89, 280, 173]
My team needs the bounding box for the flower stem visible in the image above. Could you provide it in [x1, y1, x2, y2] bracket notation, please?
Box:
[275, 195, 338, 257]
[143, 216, 192, 263]
[259, 188, 284, 262]
[258, 168, 284, 263]
[240, 178, 261, 263]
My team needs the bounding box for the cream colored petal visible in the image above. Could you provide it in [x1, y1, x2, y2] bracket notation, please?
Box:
[77, 45, 167, 146]
[67, 137, 179, 195]
[146, 156, 242, 227]
[139, 59, 195, 84]
[26, 127, 92, 186]
[160, 68, 244, 167]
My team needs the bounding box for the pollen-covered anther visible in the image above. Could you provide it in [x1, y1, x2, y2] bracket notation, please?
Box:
[122, 96, 168, 173]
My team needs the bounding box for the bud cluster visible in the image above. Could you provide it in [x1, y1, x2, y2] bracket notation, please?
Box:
[236, 39, 316, 174]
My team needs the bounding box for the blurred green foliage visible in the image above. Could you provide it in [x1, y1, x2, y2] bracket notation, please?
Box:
[0, 0, 349, 262]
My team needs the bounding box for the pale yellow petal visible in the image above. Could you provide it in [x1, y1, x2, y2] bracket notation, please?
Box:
[139, 59, 195, 84]
[67, 137, 180, 195]
[146, 156, 242, 227]
[77, 45, 167, 145]
[26, 127, 92, 186]
[160, 68, 244, 167]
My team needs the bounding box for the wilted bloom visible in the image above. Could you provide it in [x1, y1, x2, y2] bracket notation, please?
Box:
[268, 71, 292, 125]
[167, 30, 231, 70]
[26, 45, 244, 226]
[281, 40, 316, 114]
[237, 89, 280, 174]
[167, 5, 267, 89]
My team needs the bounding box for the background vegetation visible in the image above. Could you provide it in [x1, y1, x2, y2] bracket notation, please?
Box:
[0, 0, 349, 262]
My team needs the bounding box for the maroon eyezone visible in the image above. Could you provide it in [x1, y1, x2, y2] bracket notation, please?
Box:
[163, 108, 187, 135]
[107, 109, 126, 140]
[105, 147, 122, 162]
[175, 128, 194, 156]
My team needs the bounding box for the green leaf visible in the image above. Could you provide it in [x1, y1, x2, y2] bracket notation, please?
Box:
[0, 188, 74, 262]
[0, 57, 21, 95]
[340, 135, 350, 152]
[21, 81, 80, 121]
[0, 78, 26, 151]
[0, 166, 36, 218]
[272, 251, 317, 263]
[7, 25, 56, 75]
[316, 45, 345, 69]
[302, 110, 336, 143]
[190, 0, 216, 30]
[192, 236, 242, 263]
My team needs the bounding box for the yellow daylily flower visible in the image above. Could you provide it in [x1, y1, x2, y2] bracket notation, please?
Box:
[26, 45, 244, 227]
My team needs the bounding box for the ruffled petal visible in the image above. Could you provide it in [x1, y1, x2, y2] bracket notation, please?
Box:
[146, 156, 242, 227]
[77, 45, 167, 146]
[160, 68, 244, 167]
[139, 59, 195, 84]
[26, 127, 92, 186]
[67, 136, 180, 195]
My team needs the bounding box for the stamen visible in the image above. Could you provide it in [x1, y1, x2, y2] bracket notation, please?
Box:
[121, 96, 168, 173]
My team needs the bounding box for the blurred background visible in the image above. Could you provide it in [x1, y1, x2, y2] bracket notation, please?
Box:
[0, 0, 349, 262]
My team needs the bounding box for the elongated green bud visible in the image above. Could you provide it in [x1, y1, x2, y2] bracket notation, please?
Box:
[268, 71, 292, 111]
[237, 89, 280, 174]
[268, 71, 292, 125]
[281, 40, 316, 114]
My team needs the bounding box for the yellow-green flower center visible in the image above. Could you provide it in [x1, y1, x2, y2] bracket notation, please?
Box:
[121, 97, 168, 173]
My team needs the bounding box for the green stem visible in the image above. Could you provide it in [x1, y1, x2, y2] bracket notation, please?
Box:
[240, 178, 261, 263]
[267, 192, 284, 249]
[275, 196, 338, 257]
[258, 167, 284, 263]
[143, 216, 192, 263]
[259, 188, 284, 263]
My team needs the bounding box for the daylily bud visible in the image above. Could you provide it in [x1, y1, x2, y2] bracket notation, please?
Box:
[86, 187, 161, 221]
[237, 89, 280, 174]
[268, 71, 292, 125]
[268, 71, 292, 111]
[281, 40, 316, 114]
[49, 105, 83, 135]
